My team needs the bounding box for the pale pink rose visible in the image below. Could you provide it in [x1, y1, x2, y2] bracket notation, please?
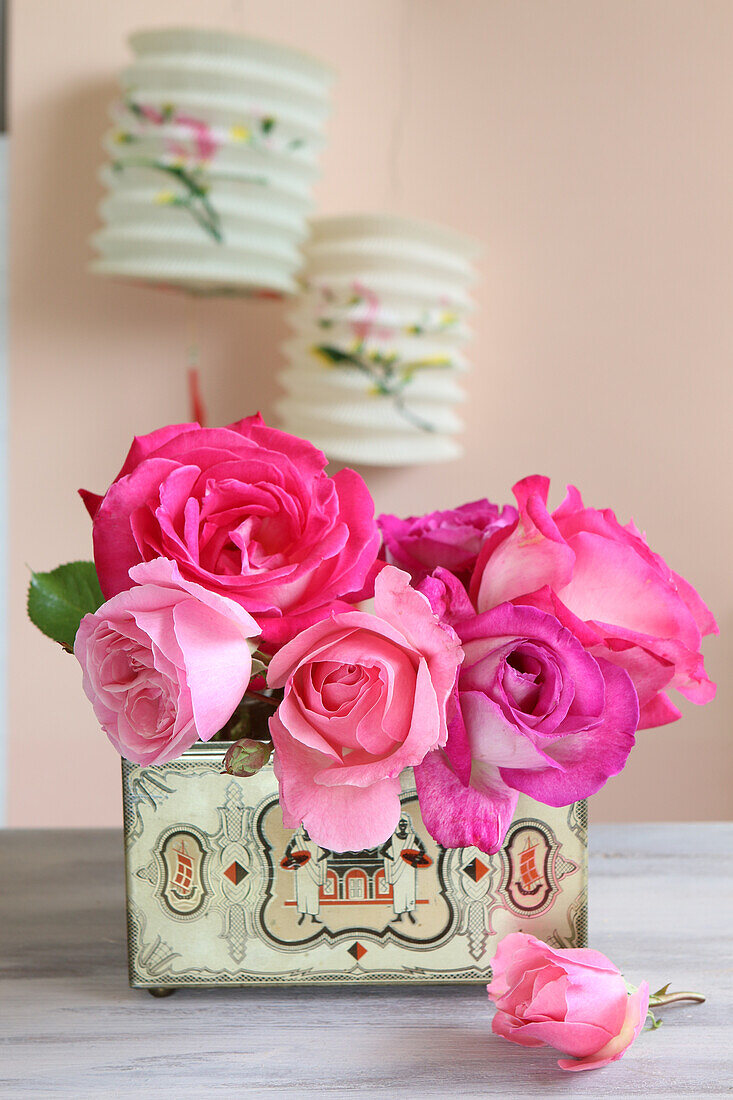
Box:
[414, 602, 638, 853]
[488, 933, 650, 1072]
[80, 415, 380, 649]
[266, 566, 463, 851]
[470, 476, 717, 728]
[74, 557, 260, 765]
[379, 499, 517, 584]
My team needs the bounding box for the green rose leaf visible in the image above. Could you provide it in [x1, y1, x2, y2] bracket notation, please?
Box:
[27, 561, 105, 651]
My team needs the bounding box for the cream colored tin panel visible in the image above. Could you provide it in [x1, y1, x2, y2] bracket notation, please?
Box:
[123, 744, 587, 987]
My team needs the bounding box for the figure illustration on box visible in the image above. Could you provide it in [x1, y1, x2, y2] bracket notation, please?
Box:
[278, 811, 433, 928]
[281, 826, 328, 925]
[383, 813, 431, 925]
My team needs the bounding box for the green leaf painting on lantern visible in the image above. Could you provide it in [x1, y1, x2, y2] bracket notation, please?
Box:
[110, 100, 304, 245]
[310, 283, 460, 433]
[312, 344, 453, 433]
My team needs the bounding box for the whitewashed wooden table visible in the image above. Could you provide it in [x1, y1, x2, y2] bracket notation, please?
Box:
[1, 824, 731, 1098]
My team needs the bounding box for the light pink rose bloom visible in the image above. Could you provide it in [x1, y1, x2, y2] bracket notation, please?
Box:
[487, 933, 650, 1072]
[266, 566, 463, 852]
[379, 499, 517, 584]
[74, 557, 260, 765]
[80, 415, 380, 649]
[470, 476, 717, 728]
[414, 601, 638, 853]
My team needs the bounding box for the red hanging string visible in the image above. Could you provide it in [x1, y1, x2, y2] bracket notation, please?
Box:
[188, 366, 207, 427]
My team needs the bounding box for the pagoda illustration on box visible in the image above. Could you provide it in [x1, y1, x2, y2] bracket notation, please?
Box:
[122, 743, 587, 990]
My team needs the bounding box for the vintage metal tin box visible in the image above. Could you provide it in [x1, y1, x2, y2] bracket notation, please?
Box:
[122, 743, 587, 990]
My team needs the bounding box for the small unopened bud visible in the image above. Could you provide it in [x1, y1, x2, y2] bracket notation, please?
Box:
[223, 738, 272, 778]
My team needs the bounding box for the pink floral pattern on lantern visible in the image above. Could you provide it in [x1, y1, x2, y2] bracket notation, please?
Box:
[310, 281, 460, 433]
[111, 100, 303, 243]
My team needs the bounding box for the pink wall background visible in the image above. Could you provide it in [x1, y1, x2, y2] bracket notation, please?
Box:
[9, 0, 731, 826]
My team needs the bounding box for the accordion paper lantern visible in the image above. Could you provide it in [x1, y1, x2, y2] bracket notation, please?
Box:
[90, 28, 333, 295]
[277, 214, 479, 465]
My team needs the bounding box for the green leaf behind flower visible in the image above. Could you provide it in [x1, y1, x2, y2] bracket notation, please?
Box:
[27, 561, 105, 651]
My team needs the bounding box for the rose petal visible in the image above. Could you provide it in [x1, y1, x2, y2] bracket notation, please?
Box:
[472, 476, 576, 612]
[499, 659, 638, 805]
[414, 748, 518, 853]
[270, 712, 402, 851]
[558, 983, 649, 1071]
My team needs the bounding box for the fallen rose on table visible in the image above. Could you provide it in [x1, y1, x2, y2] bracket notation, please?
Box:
[486, 932, 706, 1072]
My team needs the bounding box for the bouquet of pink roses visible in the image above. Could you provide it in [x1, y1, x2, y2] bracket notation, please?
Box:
[28, 415, 717, 855]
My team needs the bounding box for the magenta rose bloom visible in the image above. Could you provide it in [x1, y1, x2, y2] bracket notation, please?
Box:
[488, 933, 650, 1072]
[266, 566, 463, 852]
[80, 415, 380, 648]
[74, 557, 260, 765]
[414, 602, 638, 852]
[378, 499, 517, 583]
[470, 476, 717, 728]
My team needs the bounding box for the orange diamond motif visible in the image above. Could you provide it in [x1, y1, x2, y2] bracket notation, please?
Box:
[463, 857, 490, 883]
[224, 861, 248, 885]
[347, 941, 367, 961]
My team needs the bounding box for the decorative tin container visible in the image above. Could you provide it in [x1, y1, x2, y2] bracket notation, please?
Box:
[122, 743, 587, 990]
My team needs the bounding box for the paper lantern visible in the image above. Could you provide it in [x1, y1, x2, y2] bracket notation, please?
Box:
[277, 214, 479, 465]
[90, 28, 333, 295]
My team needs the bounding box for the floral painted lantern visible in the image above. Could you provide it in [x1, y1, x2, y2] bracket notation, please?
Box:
[90, 28, 333, 295]
[277, 214, 479, 465]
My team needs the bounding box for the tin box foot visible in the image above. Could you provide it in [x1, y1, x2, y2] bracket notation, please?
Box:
[147, 986, 176, 998]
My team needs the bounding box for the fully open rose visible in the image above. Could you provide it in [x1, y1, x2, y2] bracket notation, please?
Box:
[81, 415, 380, 648]
[379, 499, 517, 584]
[74, 557, 260, 765]
[487, 933, 650, 1072]
[470, 476, 717, 728]
[266, 566, 463, 852]
[414, 602, 638, 852]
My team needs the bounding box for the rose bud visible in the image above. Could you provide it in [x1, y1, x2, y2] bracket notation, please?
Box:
[224, 738, 272, 778]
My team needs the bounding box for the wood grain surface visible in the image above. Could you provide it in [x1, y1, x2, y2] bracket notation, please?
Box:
[1, 823, 731, 1098]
